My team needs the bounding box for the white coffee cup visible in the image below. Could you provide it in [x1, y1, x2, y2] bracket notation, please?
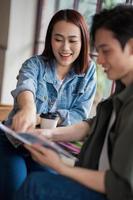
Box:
[40, 112, 59, 129]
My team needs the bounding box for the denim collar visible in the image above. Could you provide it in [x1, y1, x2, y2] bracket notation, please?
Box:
[43, 59, 85, 84]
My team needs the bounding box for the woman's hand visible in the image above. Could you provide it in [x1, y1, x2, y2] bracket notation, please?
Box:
[24, 144, 66, 173]
[11, 108, 36, 132]
[11, 91, 37, 132]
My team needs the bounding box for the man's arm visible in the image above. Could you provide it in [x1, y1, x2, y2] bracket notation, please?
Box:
[25, 144, 106, 194]
[37, 120, 91, 142]
[60, 164, 106, 193]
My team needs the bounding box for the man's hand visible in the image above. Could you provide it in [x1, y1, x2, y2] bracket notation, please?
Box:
[24, 144, 66, 172]
[31, 129, 53, 140]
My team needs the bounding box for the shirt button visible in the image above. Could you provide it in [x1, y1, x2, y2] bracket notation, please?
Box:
[44, 96, 47, 100]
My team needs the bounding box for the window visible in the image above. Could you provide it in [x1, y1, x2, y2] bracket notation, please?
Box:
[34, 0, 131, 105]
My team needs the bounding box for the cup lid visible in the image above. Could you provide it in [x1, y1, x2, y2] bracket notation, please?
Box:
[40, 112, 59, 119]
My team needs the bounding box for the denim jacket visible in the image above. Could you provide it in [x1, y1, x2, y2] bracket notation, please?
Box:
[6, 55, 96, 126]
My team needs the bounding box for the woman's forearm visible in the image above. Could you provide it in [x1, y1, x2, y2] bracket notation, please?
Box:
[17, 91, 36, 112]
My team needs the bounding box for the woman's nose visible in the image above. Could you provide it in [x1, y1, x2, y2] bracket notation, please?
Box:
[62, 41, 70, 50]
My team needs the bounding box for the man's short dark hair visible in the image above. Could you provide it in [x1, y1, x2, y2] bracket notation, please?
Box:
[91, 4, 133, 49]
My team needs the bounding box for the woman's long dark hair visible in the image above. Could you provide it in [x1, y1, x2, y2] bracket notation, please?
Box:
[41, 9, 90, 74]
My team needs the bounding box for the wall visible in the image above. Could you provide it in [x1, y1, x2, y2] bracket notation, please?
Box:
[0, 0, 11, 102]
[0, 0, 37, 104]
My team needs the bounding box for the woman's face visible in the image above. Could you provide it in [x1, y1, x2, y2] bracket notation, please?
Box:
[51, 20, 82, 69]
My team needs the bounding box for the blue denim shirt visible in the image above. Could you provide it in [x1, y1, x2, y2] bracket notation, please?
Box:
[6, 55, 96, 126]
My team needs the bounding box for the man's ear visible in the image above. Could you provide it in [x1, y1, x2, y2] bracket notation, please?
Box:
[128, 38, 133, 55]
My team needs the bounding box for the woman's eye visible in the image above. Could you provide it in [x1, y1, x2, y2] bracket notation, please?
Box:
[69, 40, 77, 43]
[55, 38, 63, 42]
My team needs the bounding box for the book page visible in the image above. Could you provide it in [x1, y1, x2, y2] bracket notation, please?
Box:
[0, 123, 77, 165]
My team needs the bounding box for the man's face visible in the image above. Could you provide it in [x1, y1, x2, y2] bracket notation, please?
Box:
[95, 28, 133, 86]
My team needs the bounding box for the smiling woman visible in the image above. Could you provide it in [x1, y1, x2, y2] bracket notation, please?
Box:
[6, 9, 96, 130]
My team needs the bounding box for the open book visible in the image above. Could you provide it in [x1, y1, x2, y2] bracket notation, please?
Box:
[0, 123, 77, 165]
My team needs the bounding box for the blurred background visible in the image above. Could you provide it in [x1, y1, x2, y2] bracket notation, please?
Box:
[0, 0, 132, 107]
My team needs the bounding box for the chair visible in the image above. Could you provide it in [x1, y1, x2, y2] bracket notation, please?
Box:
[0, 104, 12, 121]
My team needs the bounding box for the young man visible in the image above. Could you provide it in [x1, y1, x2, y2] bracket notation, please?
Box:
[15, 5, 133, 200]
